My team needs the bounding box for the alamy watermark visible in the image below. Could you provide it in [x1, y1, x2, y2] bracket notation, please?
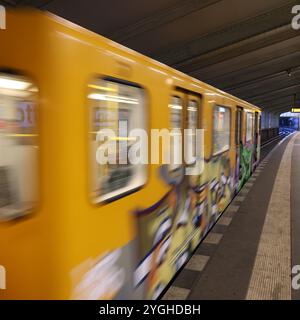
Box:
[0, 265, 6, 290]
[0, 5, 6, 30]
[292, 5, 300, 30]
[95, 123, 205, 176]
[292, 265, 300, 290]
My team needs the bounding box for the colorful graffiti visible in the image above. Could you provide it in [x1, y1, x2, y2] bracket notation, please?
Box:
[237, 142, 254, 190]
[134, 152, 235, 299]
[70, 145, 256, 300]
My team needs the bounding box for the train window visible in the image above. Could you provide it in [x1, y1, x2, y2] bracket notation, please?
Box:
[186, 100, 198, 166]
[246, 112, 254, 142]
[213, 106, 231, 155]
[169, 96, 183, 172]
[0, 73, 38, 221]
[235, 107, 243, 145]
[88, 78, 147, 203]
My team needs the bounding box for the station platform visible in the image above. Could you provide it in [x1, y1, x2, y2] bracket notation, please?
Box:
[162, 132, 300, 300]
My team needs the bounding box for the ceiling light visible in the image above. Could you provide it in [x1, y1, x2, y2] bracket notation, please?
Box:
[88, 93, 138, 104]
[0, 77, 31, 90]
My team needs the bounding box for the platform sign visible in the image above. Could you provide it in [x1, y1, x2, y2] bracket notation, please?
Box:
[291, 108, 300, 113]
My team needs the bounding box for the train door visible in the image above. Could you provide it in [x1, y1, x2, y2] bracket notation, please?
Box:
[168, 91, 205, 270]
[134, 90, 204, 299]
[253, 112, 260, 168]
[185, 94, 202, 178]
[168, 92, 202, 179]
[245, 112, 254, 178]
[257, 113, 261, 161]
[235, 106, 244, 190]
[166, 91, 202, 181]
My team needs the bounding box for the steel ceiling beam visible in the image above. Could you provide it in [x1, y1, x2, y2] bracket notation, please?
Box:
[175, 24, 299, 73]
[249, 92, 298, 104]
[263, 100, 293, 109]
[204, 52, 300, 89]
[225, 66, 300, 92]
[263, 103, 293, 112]
[231, 79, 300, 101]
[249, 84, 300, 102]
[197, 44, 300, 84]
[262, 97, 295, 109]
[242, 83, 300, 100]
[274, 106, 293, 115]
[251, 92, 300, 106]
[156, 0, 298, 65]
[109, 0, 222, 43]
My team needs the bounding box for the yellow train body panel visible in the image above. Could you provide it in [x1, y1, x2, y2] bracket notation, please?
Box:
[0, 9, 260, 299]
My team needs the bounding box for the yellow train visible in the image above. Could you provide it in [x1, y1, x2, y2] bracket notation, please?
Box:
[0, 9, 261, 299]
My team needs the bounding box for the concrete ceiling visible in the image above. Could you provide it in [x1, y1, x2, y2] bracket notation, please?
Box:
[2, 0, 300, 114]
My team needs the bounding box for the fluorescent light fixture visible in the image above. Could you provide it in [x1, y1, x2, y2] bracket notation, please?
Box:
[169, 104, 182, 110]
[88, 93, 138, 105]
[0, 77, 31, 90]
[88, 84, 117, 92]
[0, 88, 32, 98]
[219, 107, 226, 113]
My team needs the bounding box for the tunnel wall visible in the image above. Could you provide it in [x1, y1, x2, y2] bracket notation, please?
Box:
[261, 111, 279, 144]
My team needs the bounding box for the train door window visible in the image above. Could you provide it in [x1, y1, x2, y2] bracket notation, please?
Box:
[169, 96, 183, 172]
[0, 73, 38, 221]
[235, 107, 243, 145]
[88, 78, 147, 203]
[186, 99, 199, 168]
[254, 112, 259, 137]
[213, 106, 231, 155]
[246, 112, 254, 142]
[186, 100, 198, 160]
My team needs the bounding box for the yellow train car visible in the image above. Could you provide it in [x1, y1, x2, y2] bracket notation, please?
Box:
[0, 9, 261, 299]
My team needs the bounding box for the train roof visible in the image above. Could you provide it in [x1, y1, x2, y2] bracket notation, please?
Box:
[7, 8, 261, 112]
